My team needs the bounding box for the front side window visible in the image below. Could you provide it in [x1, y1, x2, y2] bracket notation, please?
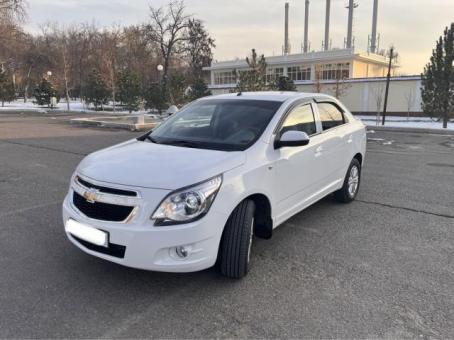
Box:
[280, 104, 317, 136]
[147, 99, 283, 151]
[318, 102, 345, 131]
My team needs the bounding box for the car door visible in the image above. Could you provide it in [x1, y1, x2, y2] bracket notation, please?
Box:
[272, 102, 326, 222]
[315, 101, 352, 182]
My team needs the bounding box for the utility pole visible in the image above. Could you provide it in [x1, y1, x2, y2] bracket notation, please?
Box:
[346, 0, 357, 49]
[324, 0, 331, 51]
[303, 0, 309, 53]
[382, 46, 395, 125]
[370, 0, 379, 53]
[284, 3, 290, 54]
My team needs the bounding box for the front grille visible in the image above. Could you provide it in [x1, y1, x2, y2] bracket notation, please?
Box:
[73, 191, 134, 222]
[72, 235, 126, 258]
[76, 177, 137, 197]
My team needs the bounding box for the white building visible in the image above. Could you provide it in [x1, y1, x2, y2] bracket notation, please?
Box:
[203, 49, 422, 115]
[204, 49, 390, 88]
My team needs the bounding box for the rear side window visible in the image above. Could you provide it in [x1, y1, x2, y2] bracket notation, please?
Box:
[280, 104, 317, 136]
[318, 102, 345, 131]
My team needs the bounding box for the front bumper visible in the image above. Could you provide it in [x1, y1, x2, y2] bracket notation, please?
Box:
[62, 188, 229, 273]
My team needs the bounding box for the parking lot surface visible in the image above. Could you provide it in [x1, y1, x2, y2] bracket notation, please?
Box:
[1, 113, 453, 338]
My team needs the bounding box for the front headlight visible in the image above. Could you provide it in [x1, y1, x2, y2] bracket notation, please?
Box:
[151, 175, 223, 226]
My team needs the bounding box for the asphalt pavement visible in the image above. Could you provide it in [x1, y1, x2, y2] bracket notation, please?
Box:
[0, 113, 453, 338]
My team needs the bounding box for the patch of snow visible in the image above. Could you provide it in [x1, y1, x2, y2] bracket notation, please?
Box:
[0, 99, 163, 116]
[356, 115, 454, 131]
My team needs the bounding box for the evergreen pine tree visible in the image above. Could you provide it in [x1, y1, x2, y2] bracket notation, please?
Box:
[187, 78, 211, 101]
[144, 83, 167, 114]
[185, 19, 215, 83]
[421, 23, 454, 128]
[272, 76, 296, 92]
[0, 71, 15, 107]
[118, 71, 141, 113]
[84, 69, 109, 110]
[33, 78, 58, 107]
[168, 72, 187, 105]
[235, 49, 268, 92]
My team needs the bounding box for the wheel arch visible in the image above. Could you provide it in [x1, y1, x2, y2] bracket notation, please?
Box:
[222, 192, 273, 240]
[246, 193, 273, 239]
[353, 152, 363, 166]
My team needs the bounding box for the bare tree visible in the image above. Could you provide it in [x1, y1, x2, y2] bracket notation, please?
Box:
[121, 25, 159, 90]
[98, 25, 122, 111]
[0, 0, 27, 22]
[76, 23, 98, 101]
[0, 0, 215, 110]
[60, 32, 71, 110]
[144, 1, 189, 93]
[332, 65, 351, 99]
[372, 85, 385, 126]
[313, 65, 323, 93]
[404, 89, 415, 121]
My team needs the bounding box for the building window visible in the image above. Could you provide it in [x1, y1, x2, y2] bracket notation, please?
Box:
[320, 63, 350, 80]
[287, 65, 311, 81]
[266, 67, 284, 83]
[214, 71, 237, 85]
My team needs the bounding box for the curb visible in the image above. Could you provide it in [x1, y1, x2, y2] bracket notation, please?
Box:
[70, 118, 157, 132]
[366, 125, 454, 136]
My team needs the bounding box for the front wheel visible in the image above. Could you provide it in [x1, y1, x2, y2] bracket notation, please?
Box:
[334, 158, 361, 203]
[219, 200, 255, 279]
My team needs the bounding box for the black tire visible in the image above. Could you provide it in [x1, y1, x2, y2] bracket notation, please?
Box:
[219, 200, 255, 279]
[334, 158, 361, 203]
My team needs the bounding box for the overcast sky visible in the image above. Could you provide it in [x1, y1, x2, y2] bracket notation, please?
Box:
[25, 0, 454, 75]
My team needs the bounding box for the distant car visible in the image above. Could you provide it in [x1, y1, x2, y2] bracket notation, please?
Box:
[63, 92, 367, 279]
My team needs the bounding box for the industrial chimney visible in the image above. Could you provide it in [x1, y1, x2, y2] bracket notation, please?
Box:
[346, 0, 356, 49]
[324, 0, 331, 51]
[284, 2, 290, 54]
[303, 0, 309, 53]
[370, 0, 378, 53]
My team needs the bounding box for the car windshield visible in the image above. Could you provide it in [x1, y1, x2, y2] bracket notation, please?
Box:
[144, 99, 283, 151]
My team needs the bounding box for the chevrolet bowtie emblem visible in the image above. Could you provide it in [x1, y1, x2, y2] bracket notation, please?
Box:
[83, 188, 99, 203]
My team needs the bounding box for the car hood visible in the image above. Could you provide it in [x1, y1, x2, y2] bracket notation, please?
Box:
[77, 139, 245, 190]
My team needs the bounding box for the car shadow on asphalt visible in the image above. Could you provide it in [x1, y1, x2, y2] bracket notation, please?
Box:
[64, 194, 341, 286]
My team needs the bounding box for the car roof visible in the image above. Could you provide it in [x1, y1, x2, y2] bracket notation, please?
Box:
[203, 91, 332, 103]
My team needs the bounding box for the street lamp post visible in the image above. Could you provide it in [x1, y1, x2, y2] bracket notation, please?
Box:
[46, 71, 57, 109]
[157, 64, 164, 82]
[156, 64, 165, 115]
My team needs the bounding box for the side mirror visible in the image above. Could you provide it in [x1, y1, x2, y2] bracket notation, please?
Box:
[274, 130, 310, 149]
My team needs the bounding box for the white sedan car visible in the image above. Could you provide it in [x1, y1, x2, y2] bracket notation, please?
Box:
[63, 92, 366, 279]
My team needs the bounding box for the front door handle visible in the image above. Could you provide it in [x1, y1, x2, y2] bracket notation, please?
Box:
[315, 146, 323, 157]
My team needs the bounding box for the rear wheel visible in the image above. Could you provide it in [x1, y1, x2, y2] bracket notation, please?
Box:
[219, 200, 255, 279]
[334, 158, 361, 203]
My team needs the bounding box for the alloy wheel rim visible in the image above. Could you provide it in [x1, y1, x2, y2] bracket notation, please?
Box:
[348, 165, 359, 197]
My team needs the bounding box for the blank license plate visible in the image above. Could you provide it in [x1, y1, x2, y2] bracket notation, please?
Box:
[65, 219, 108, 247]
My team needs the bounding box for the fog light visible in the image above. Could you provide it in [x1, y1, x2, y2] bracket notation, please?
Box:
[175, 245, 191, 258]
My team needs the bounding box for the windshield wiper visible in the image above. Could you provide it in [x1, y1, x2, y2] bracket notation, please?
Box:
[161, 139, 202, 149]
[144, 135, 158, 143]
